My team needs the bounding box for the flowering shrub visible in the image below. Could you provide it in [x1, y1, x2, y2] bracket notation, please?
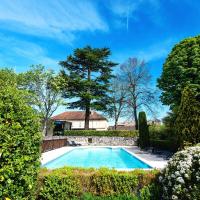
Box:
[159, 145, 200, 200]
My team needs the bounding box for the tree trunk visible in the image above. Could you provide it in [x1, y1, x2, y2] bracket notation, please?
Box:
[85, 104, 90, 130]
[43, 118, 48, 136]
[114, 119, 118, 130]
[84, 67, 91, 130]
[133, 105, 138, 130]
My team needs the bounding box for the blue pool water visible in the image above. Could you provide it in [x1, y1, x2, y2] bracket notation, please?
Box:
[43, 147, 151, 169]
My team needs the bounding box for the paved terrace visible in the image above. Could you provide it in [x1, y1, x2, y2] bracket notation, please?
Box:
[124, 146, 169, 169]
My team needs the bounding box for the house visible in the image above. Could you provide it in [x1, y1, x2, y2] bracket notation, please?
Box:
[109, 121, 135, 130]
[148, 119, 162, 126]
[51, 111, 108, 132]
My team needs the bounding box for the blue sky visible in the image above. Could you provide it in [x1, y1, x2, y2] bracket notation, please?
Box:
[0, 0, 200, 120]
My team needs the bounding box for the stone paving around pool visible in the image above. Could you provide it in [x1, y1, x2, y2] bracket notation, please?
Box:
[41, 146, 169, 169]
[124, 146, 169, 169]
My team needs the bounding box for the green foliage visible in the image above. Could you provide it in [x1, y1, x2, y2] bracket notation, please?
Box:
[162, 112, 177, 129]
[149, 125, 178, 152]
[59, 46, 117, 129]
[79, 193, 138, 200]
[159, 145, 200, 200]
[175, 86, 200, 148]
[19, 65, 65, 135]
[37, 167, 158, 199]
[150, 139, 178, 152]
[138, 112, 150, 149]
[0, 68, 18, 88]
[0, 86, 42, 199]
[139, 184, 160, 200]
[157, 35, 200, 109]
[149, 125, 174, 140]
[38, 175, 81, 200]
[63, 130, 138, 137]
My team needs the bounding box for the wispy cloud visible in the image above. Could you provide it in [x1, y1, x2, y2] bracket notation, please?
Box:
[107, 0, 161, 31]
[0, 0, 108, 43]
[0, 33, 58, 69]
[107, 0, 140, 31]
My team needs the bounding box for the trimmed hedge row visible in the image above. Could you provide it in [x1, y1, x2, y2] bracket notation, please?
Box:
[63, 130, 138, 137]
[37, 167, 159, 200]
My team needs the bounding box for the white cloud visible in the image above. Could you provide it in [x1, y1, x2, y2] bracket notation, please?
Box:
[108, 0, 139, 16]
[0, 33, 58, 69]
[0, 0, 108, 43]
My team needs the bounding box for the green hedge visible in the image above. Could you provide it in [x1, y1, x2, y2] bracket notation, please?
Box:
[0, 86, 42, 199]
[37, 167, 158, 200]
[63, 130, 138, 137]
[150, 139, 178, 152]
[78, 193, 138, 200]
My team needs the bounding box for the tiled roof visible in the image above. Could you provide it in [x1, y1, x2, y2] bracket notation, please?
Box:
[52, 111, 107, 121]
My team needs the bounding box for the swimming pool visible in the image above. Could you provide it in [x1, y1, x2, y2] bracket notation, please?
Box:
[43, 147, 152, 169]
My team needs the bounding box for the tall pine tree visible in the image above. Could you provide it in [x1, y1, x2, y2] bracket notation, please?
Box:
[59, 46, 117, 129]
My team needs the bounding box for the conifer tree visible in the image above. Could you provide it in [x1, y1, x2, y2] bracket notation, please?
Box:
[175, 86, 200, 148]
[138, 111, 150, 149]
[60, 46, 117, 129]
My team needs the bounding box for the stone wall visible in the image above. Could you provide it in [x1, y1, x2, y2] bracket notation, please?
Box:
[44, 136, 137, 146]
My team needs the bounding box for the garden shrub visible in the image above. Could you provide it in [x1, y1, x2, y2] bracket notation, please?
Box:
[149, 125, 178, 152]
[159, 145, 200, 200]
[149, 125, 175, 140]
[175, 86, 200, 148]
[0, 86, 42, 199]
[79, 193, 138, 200]
[138, 112, 150, 149]
[150, 139, 178, 152]
[63, 130, 138, 137]
[37, 167, 158, 199]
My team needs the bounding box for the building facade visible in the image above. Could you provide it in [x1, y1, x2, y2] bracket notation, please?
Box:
[51, 111, 108, 132]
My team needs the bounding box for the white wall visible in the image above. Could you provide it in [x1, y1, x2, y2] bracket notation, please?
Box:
[68, 120, 108, 130]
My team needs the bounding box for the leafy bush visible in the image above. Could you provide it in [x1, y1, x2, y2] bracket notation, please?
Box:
[149, 125, 178, 152]
[138, 112, 150, 149]
[63, 130, 138, 137]
[149, 125, 175, 140]
[79, 193, 138, 200]
[175, 86, 200, 148]
[37, 167, 158, 199]
[150, 139, 178, 152]
[0, 86, 42, 199]
[139, 183, 160, 200]
[159, 145, 200, 200]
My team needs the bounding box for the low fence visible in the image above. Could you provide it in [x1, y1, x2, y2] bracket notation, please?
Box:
[42, 136, 68, 152]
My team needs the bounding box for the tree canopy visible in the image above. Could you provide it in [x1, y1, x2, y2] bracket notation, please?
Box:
[119, 58, 158, 130]
[59, 46, 117, 129]
[157, 35, 200, 109]
[19, 65, 64, 135]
